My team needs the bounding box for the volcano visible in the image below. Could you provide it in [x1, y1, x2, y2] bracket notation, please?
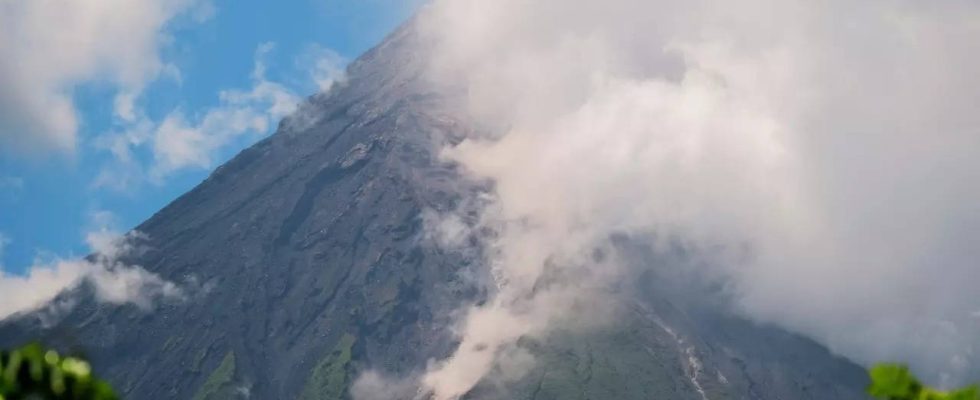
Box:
[0, 18, 870, 400]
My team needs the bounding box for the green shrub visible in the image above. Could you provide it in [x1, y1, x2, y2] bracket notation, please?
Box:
[0, 343, 117, 400]
[868, 364, 979, 400]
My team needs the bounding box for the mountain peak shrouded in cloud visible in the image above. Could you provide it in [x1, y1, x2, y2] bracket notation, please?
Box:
[1, 11, 872, 398]
[1, 1, 978, 399]
[410, 0, 980, 394]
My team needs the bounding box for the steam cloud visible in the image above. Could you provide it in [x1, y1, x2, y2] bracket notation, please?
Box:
[399, 0, 980, 397]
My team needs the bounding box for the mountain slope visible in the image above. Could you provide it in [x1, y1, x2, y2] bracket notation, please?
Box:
[0, 19, 870, 400]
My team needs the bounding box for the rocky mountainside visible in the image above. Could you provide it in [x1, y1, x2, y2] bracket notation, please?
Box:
[0, 19, 870, 400]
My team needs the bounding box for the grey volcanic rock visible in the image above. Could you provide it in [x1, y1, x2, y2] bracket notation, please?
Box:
[0, 19, 869, 400]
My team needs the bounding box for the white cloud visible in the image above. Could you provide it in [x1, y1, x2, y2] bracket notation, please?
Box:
[303, 44, 348, 92]
[421, 209, 471, 249]
[405, 0, 980, 396]
[0, 0, 211, 153]
[113, 90, 141, 123]
[90, 118, 156, 192]
[149, 44, 300, 180]
[93, 42, 346, 191]
[0, 216, 187, 322]
[350, 371, 420, 400]
[0, 258, 91, 321]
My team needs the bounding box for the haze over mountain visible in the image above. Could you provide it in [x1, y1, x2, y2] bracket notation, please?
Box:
[2, 0, 979, 399]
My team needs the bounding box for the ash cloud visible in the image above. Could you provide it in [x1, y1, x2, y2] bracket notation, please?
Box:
[400, 0, 980, 397]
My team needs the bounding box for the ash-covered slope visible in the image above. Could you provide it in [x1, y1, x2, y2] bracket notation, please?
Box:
[0, 19, 869, 400]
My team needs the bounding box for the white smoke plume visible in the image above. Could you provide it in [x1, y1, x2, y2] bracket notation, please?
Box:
[406, 0, 980, 397]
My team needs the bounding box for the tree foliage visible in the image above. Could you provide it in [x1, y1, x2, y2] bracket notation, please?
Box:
[0, 343, 117, 400]
[869, 364, 979, 400]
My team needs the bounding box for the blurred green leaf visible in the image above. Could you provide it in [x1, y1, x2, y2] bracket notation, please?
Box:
[0, 343, 118, 400]
[868, 363, 979, 400]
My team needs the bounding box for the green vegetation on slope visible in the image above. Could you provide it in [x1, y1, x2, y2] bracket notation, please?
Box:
[192, 351, 237, 400]
[298, 333, 357, 400]
[868, 364, 979, 400]
[160, 336, 179, 353]
[464, 327, 714, 400]
[191, 346, 210, 373]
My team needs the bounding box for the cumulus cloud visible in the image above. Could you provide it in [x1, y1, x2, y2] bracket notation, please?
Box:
[402, 0, 980, 396]
[93, 42, 346, 191]
[148, 43, 301, 180]
[0, 217, 188, 322]
[0, 0, 211, 153]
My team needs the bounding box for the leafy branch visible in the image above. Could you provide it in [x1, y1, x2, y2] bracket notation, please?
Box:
[869, 364, 979, 400]
[0, 343, 117, 400]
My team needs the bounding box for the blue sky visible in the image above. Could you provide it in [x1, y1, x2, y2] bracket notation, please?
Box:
[0, 0, 420, 274]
